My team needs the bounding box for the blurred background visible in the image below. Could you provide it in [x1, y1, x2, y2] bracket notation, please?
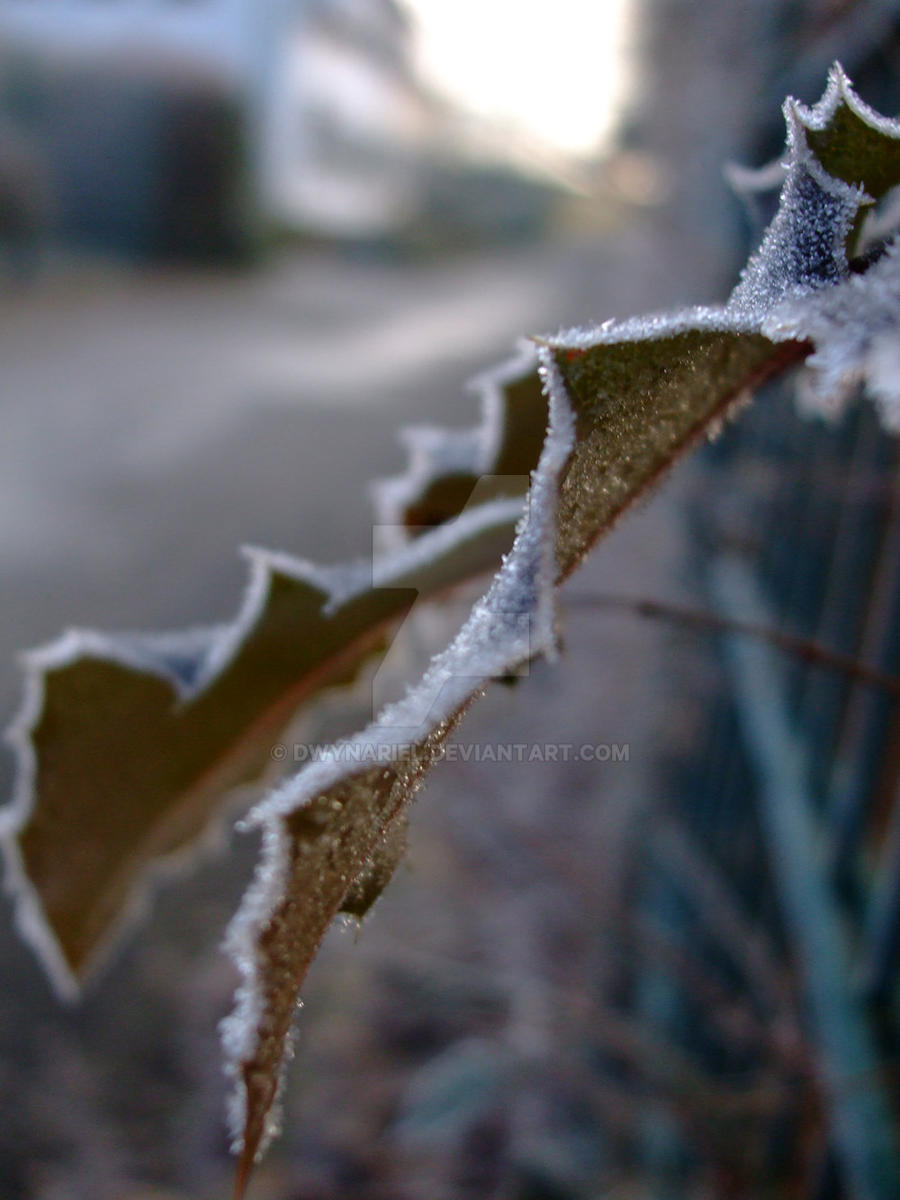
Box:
[1, 1, 900, 1197]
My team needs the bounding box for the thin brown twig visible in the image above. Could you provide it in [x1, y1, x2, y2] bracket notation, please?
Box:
[565, 591, 900, 698]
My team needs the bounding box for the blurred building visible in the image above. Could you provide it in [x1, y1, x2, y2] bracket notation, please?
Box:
[0, 0, 430, 259]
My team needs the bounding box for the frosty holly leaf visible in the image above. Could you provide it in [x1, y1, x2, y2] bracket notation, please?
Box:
[774, 238, 900, 430]
[798, 65, 900, 203]
[3, 63, 900, 1200]
[0, 502, 523, 992]
[221, 67, 900, 1191]
[373, 339, 548, 532]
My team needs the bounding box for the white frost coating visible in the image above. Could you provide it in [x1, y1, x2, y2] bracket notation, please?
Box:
[737, 62, 900, 432]
[859, 187, 900, 253]
[0, 468, 522, 999]
[0, 631, 255, 1000]
[725, 58, 900, 321]
[371, 340, 538, 533]
[0, 550, 342, 995]
[767, 238, 900, 430]
[725, 156, 788, 201]
[544, 67, 877, 368]
[466, 338, 542, 472]
[793, 61, 900, 144]
[221, 344, 574, 1154]
[0, 684, 80, 997]
[220, 818, 291, 1140]
[371, 425, 485, 539]
[0, 624, 226, 1000]
[544, 302, 757, 356]
[220, 67, 896, 1149]
[358, 496, 523, 603]
[201, 499, 525, 690]
[189, 549, 352, 697]
[725, 156, 789, 243]
[729, 111, 867, 317]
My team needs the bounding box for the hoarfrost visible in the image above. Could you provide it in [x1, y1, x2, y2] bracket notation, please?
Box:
[221, 64, 900, 1178]
[372, 339, 540, 537]
[221, 345, 572, 1166]
[1, 490, 522, 993]
[767, 238, 900, 430]
[728, 115, 866, 317]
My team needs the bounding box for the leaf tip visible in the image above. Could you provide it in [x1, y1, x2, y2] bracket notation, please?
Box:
[232, 1150, 253, 1200]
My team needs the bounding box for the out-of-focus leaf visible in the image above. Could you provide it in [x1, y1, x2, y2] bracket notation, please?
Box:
[799, 66, 900, 201]
[373, 339, 548, 531]
[768, 235, 900, 429]
[0, 503, 522, 992]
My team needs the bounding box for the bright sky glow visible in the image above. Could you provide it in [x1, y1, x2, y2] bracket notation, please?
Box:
[401, 0, 637, 157]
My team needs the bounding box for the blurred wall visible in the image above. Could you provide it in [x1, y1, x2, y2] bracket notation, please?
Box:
[0, 0, 429, 262]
